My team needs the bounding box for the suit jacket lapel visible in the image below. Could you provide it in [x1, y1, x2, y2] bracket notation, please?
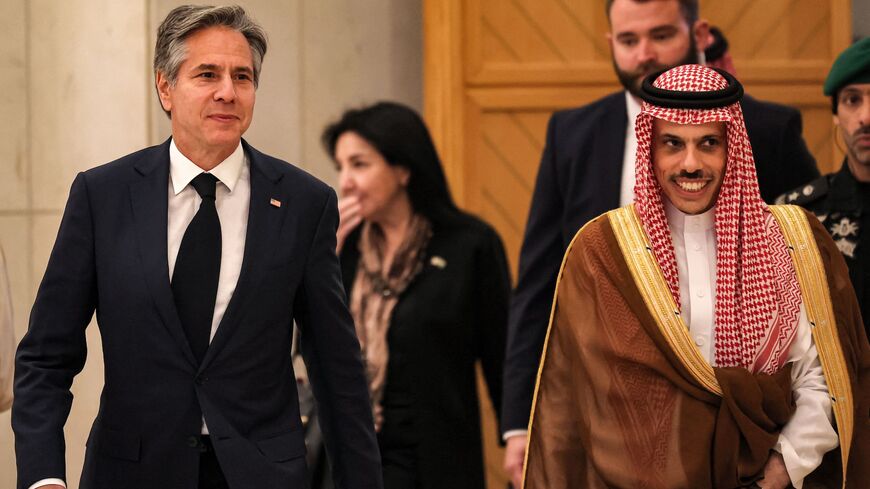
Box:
[200, 141, 287, 370]
[129, 139, 197, 366]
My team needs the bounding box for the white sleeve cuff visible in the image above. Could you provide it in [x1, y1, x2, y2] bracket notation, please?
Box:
[774, 437, 804, 489]
[28, 479, 66, 489]
[502, 429, 528, 442]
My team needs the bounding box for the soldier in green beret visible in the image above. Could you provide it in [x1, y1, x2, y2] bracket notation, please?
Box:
[777, 37, 870, 335]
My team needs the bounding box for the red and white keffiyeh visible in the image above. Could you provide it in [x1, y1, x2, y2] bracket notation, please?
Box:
[633, 64, 802, 374]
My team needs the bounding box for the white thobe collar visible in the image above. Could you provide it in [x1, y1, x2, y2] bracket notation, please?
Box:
[664, 200, 716, 234]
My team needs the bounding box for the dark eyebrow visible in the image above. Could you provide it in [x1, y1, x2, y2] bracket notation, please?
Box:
[650, 25, 678, 35]
[192, 63, 254, 76]
[193, 63, 220, 72]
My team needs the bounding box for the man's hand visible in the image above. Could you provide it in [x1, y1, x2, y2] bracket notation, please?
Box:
[503, 435, 527, 489]
[35, 486, 65, 489]
[336, 196, 362, 253]
[757, 452, 791, 489]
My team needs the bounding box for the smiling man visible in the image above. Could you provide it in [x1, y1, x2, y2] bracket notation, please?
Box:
[522, 65, 868, 489]
[12, 5, 381, 489]
[501, 2, 821, 480]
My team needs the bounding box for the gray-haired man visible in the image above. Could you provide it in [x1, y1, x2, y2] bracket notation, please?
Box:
[13, 5, 382, 489]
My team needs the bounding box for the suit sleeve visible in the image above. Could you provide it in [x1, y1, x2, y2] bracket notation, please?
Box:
[294, 188, 383, 489]
[473, 225, 510, 443]
[501, 113, 566, 434]
[13, 173, 96, 489]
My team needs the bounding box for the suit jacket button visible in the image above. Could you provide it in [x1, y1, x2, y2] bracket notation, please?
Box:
[195, 375, 207, 386]
[187, 435, 199, 448]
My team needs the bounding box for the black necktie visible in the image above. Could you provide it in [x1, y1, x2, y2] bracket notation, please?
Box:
[172, 173, 221, 364]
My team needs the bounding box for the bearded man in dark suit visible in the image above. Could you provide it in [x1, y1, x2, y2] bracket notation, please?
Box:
[501, 1, 820, 485]
[13, 5, 382, 489]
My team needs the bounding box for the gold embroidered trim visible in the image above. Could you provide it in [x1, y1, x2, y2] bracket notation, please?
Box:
[769, 205, 853, 486]
[610, 205, 723, 396]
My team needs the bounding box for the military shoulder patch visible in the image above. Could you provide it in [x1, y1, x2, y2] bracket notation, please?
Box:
[775, 175, 830, 206]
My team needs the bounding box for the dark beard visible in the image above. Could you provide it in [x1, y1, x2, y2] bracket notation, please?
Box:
[613, 37, 700, 98]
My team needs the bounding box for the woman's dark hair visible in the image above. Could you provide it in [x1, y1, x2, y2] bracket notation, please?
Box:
[322, 101, 463, 226]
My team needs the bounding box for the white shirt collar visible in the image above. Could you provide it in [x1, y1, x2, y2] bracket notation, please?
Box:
[625, 91, 642, 127]
[664, 199, 716, 234]
[169, 139, 245, 195]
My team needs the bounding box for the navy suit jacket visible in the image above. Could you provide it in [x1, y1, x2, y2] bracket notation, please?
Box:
[13, 139, 383, 489]
[501, 92, 821, 433]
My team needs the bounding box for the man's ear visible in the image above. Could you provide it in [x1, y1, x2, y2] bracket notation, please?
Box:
[692, 19, 712, 52]
[155, 71, 172, 113]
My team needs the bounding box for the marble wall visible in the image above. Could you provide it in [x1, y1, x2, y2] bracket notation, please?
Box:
[0, 0, 421, 486]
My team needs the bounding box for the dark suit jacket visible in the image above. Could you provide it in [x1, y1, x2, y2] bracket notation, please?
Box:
[340, 214, 509, 489]
[501, 92, 821, 433]
[13, 139, 382, 489]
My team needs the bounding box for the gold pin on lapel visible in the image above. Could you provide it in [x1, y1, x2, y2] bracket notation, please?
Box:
[430, 256, 447, 269]
[270, 198, 282, 208]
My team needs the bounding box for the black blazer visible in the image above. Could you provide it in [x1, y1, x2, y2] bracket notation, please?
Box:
[340, 214, 509, 489]
[13, 139, 382, 489]
[501, 92, 821, 433]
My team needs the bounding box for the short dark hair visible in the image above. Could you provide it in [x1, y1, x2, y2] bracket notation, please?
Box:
[322, 102, 462, 227]
[606, 0, 699, 27]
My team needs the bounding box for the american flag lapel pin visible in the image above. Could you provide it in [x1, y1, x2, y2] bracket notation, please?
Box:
[270, 198, 282, 208]
[430, 256, 447, 269]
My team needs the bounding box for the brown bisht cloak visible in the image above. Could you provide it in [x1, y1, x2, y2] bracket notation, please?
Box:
[523, 205, 869, 489]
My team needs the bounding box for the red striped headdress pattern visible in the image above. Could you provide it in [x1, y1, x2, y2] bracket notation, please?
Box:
[633, 64, 801, 374]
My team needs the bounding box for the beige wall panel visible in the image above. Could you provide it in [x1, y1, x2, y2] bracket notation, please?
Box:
[0, 411, 12, 487]
[0, 216, 33, 342]
[0, 213, 32, 489]
[29, 0, 149, 211]
[301, 0, 423, 186]
[0, 0, 28, 211]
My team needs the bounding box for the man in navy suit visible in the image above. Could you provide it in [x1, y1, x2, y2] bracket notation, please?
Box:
[13, 5, 382, 489]
[501, 1, 820, 485]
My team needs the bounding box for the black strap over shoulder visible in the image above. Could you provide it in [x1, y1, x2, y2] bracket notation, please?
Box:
[639, 67, 744, 109]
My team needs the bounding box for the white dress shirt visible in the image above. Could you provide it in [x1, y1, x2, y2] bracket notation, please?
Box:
[31, 140, 250, 489]
[619, 92, 642, 207]
[665, 201, 839, 488]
